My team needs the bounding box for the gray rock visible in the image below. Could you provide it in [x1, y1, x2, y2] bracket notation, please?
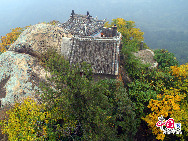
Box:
[0, 23, 72, 108]
[8, 23, 72, 57]
[133, 49, 158, 69]
[0, 51, 54, 108]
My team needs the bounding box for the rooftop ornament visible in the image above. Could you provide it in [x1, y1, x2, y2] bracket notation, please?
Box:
[71, 10, 75, 18]
[87, 11, 89, 16]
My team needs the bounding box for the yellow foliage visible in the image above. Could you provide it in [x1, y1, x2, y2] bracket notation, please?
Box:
[0, 26, 29, 53]
[104, 21, 111, 28]
[107, 18, 144, 42]
[170, 64, 188, 98]
[170, 64, 188, 79]
[142, 88, 186, 140]
[0, 96, 51, 141]
[169, 64, 188, 138]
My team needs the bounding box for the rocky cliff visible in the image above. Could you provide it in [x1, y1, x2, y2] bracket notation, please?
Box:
[0, 23, 69, 108]
[0, 22, 158, 108]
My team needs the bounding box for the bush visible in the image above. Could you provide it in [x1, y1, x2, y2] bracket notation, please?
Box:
[142, 64, 188, 141]
[121, 44, 150, 81]
[128, 79, 157, 118]
[154, 49, 179, 71]
[142, 89, 187, 141]
[0, 105, 11, 141]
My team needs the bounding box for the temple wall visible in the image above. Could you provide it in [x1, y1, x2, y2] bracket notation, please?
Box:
[61, 37, 72, 59]
[60, 11, 122, 78]
[69, 36, 120, 75]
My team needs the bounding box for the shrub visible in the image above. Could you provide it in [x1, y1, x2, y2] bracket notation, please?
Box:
[154, 49, 179, 71]
[0, 104, 11, 141]
[128, 79, 157, 119]
[121, 44, 150, 81]
[142, 89, 186, 141]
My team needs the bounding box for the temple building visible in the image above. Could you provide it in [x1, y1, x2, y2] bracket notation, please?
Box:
[60, 10, 122, 81]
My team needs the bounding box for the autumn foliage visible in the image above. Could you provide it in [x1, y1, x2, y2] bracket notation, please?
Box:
[104, 18, 144, 44]
[0, 26, 29, 53]
[142, 89, 186, 140]
[143, 64, 188, 140]
[0, 96, 51, 141]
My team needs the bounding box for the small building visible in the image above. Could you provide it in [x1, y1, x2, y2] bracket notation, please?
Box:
[60, 11, 122, 81]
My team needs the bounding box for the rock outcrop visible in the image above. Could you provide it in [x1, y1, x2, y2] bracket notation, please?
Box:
[0, 51, 53, 107]
[133, 49, 158, 69]
[0, 23, 68, 108]
[8, 23, 72, 56]
[0, 22, 157, 108]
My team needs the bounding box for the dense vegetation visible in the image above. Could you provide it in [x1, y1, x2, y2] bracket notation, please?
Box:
[0, 18, 188, 141]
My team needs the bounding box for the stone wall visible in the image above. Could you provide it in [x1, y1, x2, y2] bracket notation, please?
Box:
[61, 37, 72, 60]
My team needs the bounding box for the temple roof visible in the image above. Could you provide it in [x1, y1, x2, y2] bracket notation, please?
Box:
[60, 11, 121, 76]
[61, 11, 106, 36]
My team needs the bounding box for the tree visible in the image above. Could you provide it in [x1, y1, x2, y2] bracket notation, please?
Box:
[0, 96, 51, 141]
[154, 49, 179, 71]
[142, 64, 188, 141]
[0, 26, 29, 53]
[36, 48, 137, 140]
[104, 18, 145, 49]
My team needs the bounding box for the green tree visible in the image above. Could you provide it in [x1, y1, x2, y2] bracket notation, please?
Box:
[154, 49, 179, 71]
[37, 48, 137, 140]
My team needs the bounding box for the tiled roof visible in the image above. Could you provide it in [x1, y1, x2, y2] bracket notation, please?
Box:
[61, 12, 105, 36]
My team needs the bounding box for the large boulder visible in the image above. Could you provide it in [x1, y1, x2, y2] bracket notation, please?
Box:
[0, 23, 70, 108]
[133, 49, 158, 69]
[8, 23, 72, 56]
[0, 51, 54, 108]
